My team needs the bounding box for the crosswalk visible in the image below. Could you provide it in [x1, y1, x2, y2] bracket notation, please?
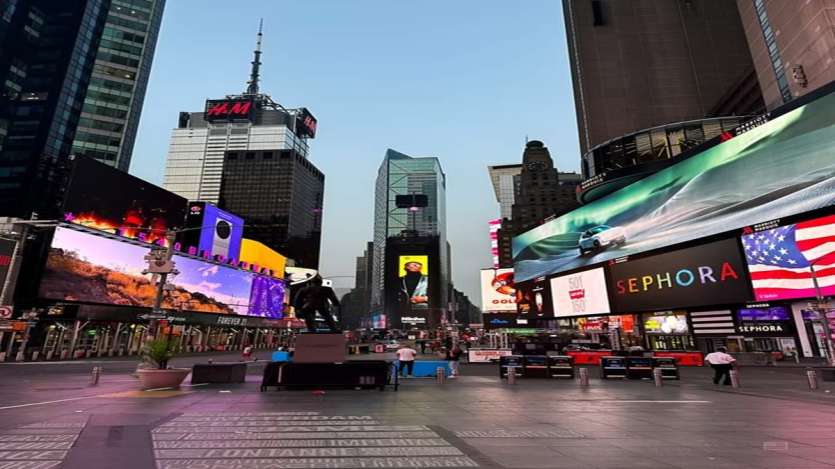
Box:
[0, 420, 87, 469]
[152, 412, 478, 468]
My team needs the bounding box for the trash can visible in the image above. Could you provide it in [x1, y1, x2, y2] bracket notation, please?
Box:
[600, 356, 627, 379]
[626, 357, 654, 380]
[652, 357, 679, 380]
[547, 355, 574, 378]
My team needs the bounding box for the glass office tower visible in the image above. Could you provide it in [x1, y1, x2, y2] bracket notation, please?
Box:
[371, 149, 449, 314]
[71, 0, 166, 171]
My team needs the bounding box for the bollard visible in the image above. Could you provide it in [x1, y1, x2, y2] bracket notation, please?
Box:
[729, 369, 740, 388]
[0, 352, 5, 362]
[577, 367, 589, 386]
[653, 367, 664, 387]
[506, 366, 517, 385]
[90, 366, 101, 385]
[436, 367, 446, 384]
[208, 359, 213, 365]
[806, 368, 819, 391]
[31, 351, 39, 362]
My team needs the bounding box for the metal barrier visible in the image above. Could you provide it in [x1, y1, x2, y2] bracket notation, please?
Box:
[435, 367, 446, 385]
[90, 366, 101, 385]
[506, 366, 517, 385]
[577, 367, 589, 386]
[729, 369, 740, 388]
[653, 367, 663, 387]
[806, 368, 819, 391]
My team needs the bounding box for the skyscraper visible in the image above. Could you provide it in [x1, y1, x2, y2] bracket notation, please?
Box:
[70, 0, 166, 171]
[736, 0, 835, 111]
[163, 24, 315, 204]
[0, 0, 110, 218]
[494, 141, 579, 267]
[564, 0, 765, 202]
[371, 149, 448, 312]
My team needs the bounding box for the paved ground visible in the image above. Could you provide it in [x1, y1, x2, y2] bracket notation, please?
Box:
[2, 352, 835, 468]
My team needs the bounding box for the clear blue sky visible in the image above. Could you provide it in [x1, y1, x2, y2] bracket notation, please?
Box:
[131, 0, 580, 306]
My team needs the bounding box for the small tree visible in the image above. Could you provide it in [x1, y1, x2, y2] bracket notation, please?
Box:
[141, 339, 176, 370]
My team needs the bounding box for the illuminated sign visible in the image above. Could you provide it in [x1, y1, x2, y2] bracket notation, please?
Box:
[608, 239, 751, 312]
[295, 108, 317, 138]
[551, 267, 611, 317]
[205, 99, 254, 121]
[480, 268, 516, 312]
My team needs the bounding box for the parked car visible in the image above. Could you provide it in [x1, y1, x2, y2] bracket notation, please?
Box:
[578, 225, 626, 255]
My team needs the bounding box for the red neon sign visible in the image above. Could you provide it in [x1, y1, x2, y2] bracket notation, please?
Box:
[205, 100, 252, 119]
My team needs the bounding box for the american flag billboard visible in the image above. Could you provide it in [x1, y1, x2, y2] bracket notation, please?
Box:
[743, 214, 835, 301]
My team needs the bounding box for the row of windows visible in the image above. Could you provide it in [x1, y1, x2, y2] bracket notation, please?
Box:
[82, 102, 128, 119]
[74, 131, 122, 148]
[99, 37, 143, 56]
[78, 117, 124, 133]
[86, 89, 132, 106]
[753, 0, 791, 104]
[97, 50, 139, 69]
[106, 12, 148, 33]
[89, 76, 134, 93]
[102, 26, 145, 45]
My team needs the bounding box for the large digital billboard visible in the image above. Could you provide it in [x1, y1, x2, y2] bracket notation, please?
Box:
[742, 213, 835, 301]
[608, 239, 752, 312]
[513, 87, 835, 282]
[397, 255, 429, 316]
[63, 157, 187, 246]
[39, 227, 284, 317]
[180, 202, 244, 261]
[480, 268, 516, 312]
[550, 267, 611, 317]
[515, 275, 553, 317]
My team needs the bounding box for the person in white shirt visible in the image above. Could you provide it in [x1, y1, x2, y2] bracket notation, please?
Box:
[396, 345, 418, 377]
[704, 347, 736, 385]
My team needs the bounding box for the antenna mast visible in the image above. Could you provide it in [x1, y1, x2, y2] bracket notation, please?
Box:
[245, 19, 263, 95]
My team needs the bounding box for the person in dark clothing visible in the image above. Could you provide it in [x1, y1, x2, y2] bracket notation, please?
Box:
[293, 276, 341, 333]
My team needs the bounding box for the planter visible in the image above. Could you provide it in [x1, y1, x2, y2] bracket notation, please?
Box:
[137, 368, 191, 389]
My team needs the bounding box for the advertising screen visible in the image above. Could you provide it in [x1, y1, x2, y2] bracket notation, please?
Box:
[608, 239, 752, 312]
[737, 305, 791, 321]
[397, 255, 429, 315]
[513, 87, 835, 282]
[182, 202, 244, 261]
[550, 267, 611, 317]
[39, 226, 285, 317]
[742, 213, 835, 301]
[480, 268, 516, 312]
[62, 157, 187, 246]
[643, 312, 689, 334]
[515, 275, 553, 316]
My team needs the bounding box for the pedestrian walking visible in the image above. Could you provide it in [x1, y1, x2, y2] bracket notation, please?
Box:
[448, 344, 462, 378]
[241, 345, 253, 361]
[396, 344, 417, 377]
[419, 340, 427, 355]
[704, 347, 736, 385]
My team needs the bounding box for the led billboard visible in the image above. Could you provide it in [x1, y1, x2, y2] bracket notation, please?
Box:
[608, 239, 751, 312]
[180, 202, 244, 261]
[39, 226, 284, 317]
[480, 268, 516, 312]
[515, 275, 553, 317]
[397, 255, 429, 315]
[63, 157, 187, 246]
[513, 87, 835, 282]
[550, 267, 611, 317]
[742, 213, 835, 301]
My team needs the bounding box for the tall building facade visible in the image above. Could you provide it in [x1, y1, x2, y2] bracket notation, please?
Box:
[494, 141, 579, 268]
[219, 149, 323, 268]
[371, 149, 448, 310]
[163, 26, 314, 204]
[0, 0, 110, 218]
[564, 0, 766, 202]
[70, 0, 165, 171]
[737, 0, 835, 111]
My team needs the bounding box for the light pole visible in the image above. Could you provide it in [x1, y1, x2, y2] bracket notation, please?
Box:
[809, 261, 835, 366]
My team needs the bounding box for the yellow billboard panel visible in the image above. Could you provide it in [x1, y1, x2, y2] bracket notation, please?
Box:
[240, 238, 287, 278]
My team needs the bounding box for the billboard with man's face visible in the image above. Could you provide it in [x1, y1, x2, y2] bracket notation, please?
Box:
[513, 85, 835, 282]
[398, 255, 429, 315]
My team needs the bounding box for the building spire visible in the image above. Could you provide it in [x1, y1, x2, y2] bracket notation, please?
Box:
[245, 19, 263, 95]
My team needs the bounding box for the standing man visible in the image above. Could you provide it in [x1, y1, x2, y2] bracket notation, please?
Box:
[396, 344, 418, 377]
[399, 261, 429, 316]
[704, 347, 736, 385]
[292, 276, 341, 333]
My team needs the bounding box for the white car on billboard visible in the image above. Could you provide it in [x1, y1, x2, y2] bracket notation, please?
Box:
[578, 225, 626, 255]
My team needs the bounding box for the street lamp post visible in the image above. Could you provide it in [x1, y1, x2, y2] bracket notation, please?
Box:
[809, 262, 835, 366]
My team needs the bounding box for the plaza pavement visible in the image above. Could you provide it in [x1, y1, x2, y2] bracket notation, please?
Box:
[1, 351, 835, 468]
